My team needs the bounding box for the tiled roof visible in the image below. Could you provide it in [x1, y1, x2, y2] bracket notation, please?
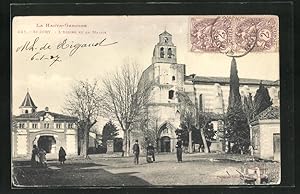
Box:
[19, 92, 37, 108]
[14, 111, 77, 121]
[186, 76, 279, 86]
[255, 106, 280, 120]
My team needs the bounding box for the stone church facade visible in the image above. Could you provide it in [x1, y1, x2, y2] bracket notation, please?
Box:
[12, 92, 78, 158]
[139, 31, 280, 153]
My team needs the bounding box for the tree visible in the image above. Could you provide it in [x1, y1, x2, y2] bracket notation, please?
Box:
[243, 83, 273, 123]
[253, 82, 272, 115]
[64, 79, 101, 158]
[99, 62, 153, 157]
[225, 57, 250, 154]
[176, 91, 223, 153]
[242, 93, 256, 122]
[102, 120, 119, 147]
[176, 91, 196, 153]
[198, 112, 224, 152]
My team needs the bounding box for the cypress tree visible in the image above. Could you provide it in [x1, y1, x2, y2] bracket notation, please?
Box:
[226, 58, 250, 154]
[254, 81, 273, 115]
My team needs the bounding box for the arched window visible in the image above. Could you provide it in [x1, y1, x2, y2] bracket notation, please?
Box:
[167, 48, 172, 58]
[168, 90, 174, 99]
[25, 110, 28, 114]
[160, 47, 165, 58]
[172, 76, 175, 81]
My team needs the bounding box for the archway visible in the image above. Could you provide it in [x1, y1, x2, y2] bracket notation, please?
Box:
[37, 135, 56, 153]
[160, 136, 171, 152]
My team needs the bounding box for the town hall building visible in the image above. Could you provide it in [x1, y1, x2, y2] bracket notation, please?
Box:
[12, 92, 78, 158]
[137, 31, 280, 154]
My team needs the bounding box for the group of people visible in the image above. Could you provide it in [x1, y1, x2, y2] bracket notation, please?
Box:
[132, 139, 183, 165]
[31, 145, 67, 167]
[31, 145, 47, 167]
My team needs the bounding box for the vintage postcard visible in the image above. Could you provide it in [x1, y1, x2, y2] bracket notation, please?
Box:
[12, 15, 280, 187]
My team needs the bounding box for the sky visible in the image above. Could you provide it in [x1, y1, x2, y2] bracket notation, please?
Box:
[12, 16, 279, 133]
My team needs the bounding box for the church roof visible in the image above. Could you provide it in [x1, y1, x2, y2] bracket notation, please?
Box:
[186, 76, 279, 86]
[14, 111, 77, 121]
[159, 30, 172, 36]
[19, 92, 37, 108]
[255, 106, 280, 120]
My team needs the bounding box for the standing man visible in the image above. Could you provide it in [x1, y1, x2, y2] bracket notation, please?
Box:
[132, 140, 140, 165]
[176, 140, 183, 162]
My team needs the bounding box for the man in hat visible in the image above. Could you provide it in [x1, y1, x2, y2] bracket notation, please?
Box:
[132, 140, 140, 165]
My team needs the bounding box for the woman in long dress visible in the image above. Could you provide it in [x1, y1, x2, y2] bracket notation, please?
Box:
[58, 147, 66, 165]
[31, 145, 39, 166]
[38, 148, 47, 167]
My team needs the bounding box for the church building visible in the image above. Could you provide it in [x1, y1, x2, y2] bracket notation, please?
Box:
[12, 92, 78, 158]
[138, 31, 280, 153]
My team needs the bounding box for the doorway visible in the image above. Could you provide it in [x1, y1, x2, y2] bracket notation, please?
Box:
[160, 136, 171, 152]
[37, 135, 56, 153]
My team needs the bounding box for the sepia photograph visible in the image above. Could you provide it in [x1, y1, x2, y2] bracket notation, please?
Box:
[11, 15, 281, 187]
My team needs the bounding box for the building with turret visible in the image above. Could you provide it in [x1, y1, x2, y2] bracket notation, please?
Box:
[136, 31, 280, 153]
[12, 92, 78, 158]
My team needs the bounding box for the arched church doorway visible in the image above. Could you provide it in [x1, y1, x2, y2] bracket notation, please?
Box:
[37, 135, 56, 153]
[160, 136, 171, 152]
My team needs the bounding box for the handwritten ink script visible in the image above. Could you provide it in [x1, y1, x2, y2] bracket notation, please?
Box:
[15, 37, 118, 67]
[189, 16, 278, 56]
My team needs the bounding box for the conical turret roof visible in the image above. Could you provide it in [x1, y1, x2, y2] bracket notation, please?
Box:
[159, 30, 172, 36]
[19, 92, 37, 108]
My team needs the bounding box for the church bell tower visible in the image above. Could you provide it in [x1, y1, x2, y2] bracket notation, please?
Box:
[152, 31, 177, 64]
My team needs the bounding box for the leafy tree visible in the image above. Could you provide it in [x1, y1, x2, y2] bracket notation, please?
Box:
[243, 83, 272, 123]
[225, 58, 250, 154]
[176, 91, 224, 153]
[242, 93, 256, 121]
[197, 112, 224, 152]
[253, 82, 273, 115]
[102, 120, 119, 147]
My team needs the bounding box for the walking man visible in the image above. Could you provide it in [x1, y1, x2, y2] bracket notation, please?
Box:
[133, 140, 140, 165]
[176, 140, 183, 162]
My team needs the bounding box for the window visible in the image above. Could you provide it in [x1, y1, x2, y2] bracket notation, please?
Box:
[44, 123, 50, 128]
[172, 76, 175, 81]
[32, 123, 37, 128]
[168, 90, 174, 99]
[56, 123, 61, 129]
[19, 123, 25, 128]
[25, 110, 28, 114]
[68, 123, 73, 128]
[167, 48, 172, 58]
[160, 47, 164, 58]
